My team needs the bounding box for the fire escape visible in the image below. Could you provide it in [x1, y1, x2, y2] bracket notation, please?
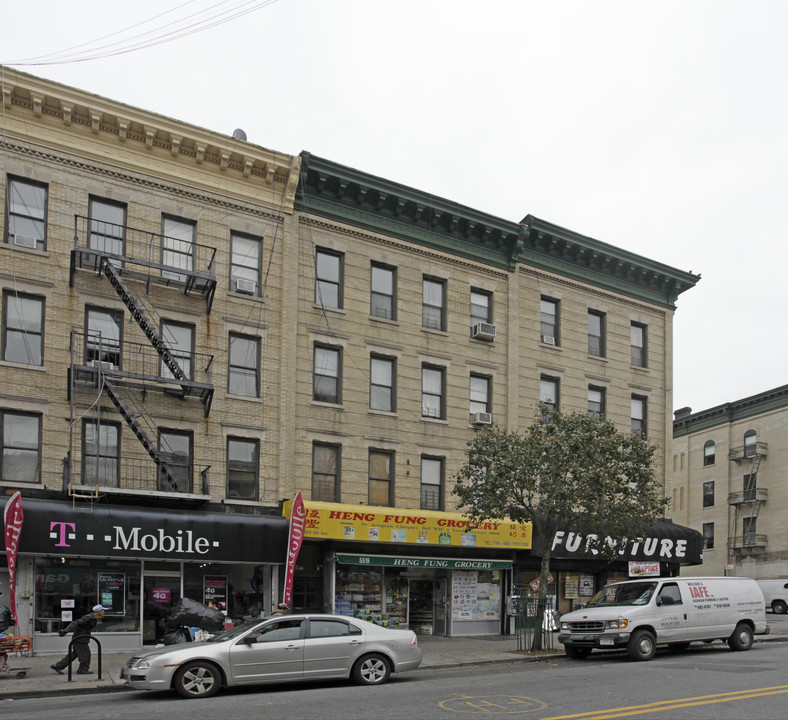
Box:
[727, 440, 769, 564]
[68, 215, 216, 499]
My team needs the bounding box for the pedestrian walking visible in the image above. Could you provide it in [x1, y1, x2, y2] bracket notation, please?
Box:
[0, 595, 12, 673]
[270, 602, 289, 616]
[50, 604, 106, 675]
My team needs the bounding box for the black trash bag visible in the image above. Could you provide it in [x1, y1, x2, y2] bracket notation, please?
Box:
[167, 597, 225, 631]
[162, 626, 193, 645]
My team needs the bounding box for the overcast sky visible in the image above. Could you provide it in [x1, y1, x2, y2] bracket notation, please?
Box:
[3, 0, 786, 414]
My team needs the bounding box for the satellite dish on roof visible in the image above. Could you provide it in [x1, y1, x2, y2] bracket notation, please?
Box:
[232, 128, 247, 141]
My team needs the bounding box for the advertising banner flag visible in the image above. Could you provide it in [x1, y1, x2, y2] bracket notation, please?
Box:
[282, 492, 305, 606]
[3, 491, 23, 624]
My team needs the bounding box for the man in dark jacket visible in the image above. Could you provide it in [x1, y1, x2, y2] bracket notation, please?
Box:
[50, 604, 106, 675]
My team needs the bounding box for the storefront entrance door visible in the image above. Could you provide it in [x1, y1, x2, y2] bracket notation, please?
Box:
[143, 573, 181, 644]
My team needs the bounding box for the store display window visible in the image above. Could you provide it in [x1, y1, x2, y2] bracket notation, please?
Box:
[335, 566, 409, 627]
[34, 558, 140, 633]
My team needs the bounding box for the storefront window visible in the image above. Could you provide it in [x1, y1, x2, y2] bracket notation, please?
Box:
[335, 567, 408, 628]
[182, 563, 268, 621]
[451, 569, 502, 621]
[34, 558, 140, 633]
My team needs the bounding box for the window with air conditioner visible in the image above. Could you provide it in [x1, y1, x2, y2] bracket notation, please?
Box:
[231, 232, 261, 297]
[540, 297, 559, 346]
[7, 176, 48, 250]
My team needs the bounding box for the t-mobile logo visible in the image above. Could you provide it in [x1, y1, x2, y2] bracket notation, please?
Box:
[50, 521, 76, 547]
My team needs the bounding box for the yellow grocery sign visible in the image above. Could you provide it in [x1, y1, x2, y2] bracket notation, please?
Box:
[282, 500, 531, 549]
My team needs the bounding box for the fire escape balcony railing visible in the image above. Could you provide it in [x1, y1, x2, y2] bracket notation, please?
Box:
[70, 330, 214, 415]
[73, 457, 211, 498]
[70, 215, 217, 312]
[731, 534, 768, 549]
[728, 488, 769, 505]
[728, 443, 769, 462]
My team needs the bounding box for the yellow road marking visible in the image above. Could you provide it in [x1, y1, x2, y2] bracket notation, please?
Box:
[539, 684, 788, 719]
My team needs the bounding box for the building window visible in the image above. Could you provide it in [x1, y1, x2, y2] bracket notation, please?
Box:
[160, 320, 194, 380]
[230, 232, 261, 296]
[314, 344, 341, 404]
[161, 216, 195, 281]
[86, 306, 122, 369]
[369, 450, 394, 506]
[370, 355, 395, 412]
[470, 374, 491, 415]
[6, 176, 48, 250]
[631, 322, 647, 367]
[743, 473, 757, 502]
[3, 291, 44, 365]
[588, 311, 605, 357]
[82, 420, 120, 487]
[702, 522, 714, 550]
[1, 410, 41, 483]
[421, 364, 445, 419]
[702, 480, 715, 508]
[370, 263, 396, 320]
[744, 429, 757, 458]
[588, 386, 605, 416]
[742, 516, 757, 546]
[470, 289, 492, 327]
[315, 248, 343, 309]
[89, 196, 126, 257]
[422, 277, 446, 331]
[540, 298, 559, 345]
[703, 440, 716, 466]
[631, 395, 647, 434]
[312, 443, 340, 502]
[158, 429, 193, 493]
[226, 437, 259, 500]
[540, 376, 559, 410]
[420, 456, 444, 511]
[228, 333, 260, 397]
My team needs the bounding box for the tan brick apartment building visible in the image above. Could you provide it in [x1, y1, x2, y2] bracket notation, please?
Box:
[1, 68, 699, 649]
[669, 386, 788, 580]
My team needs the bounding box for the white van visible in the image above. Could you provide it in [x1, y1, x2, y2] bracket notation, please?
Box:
[558, 577, 769, 661]
[756, 580, 788, 614]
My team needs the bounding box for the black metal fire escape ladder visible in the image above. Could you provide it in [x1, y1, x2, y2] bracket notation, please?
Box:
[102, 377, 178, 492]
[99, 257, 188, 389]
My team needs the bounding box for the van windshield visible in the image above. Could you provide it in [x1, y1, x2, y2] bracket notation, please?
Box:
[587, 582, 657, 607]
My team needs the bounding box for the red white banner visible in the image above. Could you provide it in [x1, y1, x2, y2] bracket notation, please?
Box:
[282, 492, 305, 606]
[3, 492, 23, 625]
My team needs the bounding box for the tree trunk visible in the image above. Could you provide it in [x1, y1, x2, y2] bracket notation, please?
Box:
[530, 542, 552, 651]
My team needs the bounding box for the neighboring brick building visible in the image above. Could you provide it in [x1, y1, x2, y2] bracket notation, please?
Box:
[1, 68, 699, 648]
[669, 386, 788, 579]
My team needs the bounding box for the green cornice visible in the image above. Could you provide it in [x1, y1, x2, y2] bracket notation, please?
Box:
[297, 152, 700, 308]
[673, 384, 788, 438]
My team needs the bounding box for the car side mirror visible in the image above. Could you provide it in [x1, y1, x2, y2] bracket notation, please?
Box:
[243, 634, 258, 645]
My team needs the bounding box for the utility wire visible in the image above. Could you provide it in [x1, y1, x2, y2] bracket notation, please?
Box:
[1, 0, 280, 66]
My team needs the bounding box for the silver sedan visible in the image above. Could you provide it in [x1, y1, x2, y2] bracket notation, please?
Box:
[121, 614, 423, 699]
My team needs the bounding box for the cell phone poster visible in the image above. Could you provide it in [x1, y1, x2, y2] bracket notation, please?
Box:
[204, 575, 228, 610]
[97, 572, 126, 615]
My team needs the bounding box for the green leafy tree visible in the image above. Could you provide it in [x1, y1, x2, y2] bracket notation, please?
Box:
[453, 405, 668, 650]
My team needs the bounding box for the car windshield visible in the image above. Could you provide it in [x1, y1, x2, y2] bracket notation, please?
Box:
[587, 582, 657, 607]
[205, 618, 264, 642]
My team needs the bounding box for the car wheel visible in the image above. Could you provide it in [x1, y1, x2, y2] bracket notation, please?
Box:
[727, 623, 754, 651]
[627, 629, 656, 661]
[173, 661, 221, 699]
[564, 646, 591, 659]
[352, 653, 391, 685]
[772, 600, 788, 615]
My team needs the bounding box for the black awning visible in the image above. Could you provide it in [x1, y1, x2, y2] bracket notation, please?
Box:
[12, 498, 288, 564]
[532, 519, 703, 565]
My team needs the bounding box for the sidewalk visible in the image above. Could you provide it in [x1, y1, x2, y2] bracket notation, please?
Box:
[2, 631, 785, 700]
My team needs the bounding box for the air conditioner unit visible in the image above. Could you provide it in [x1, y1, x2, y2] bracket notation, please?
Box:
[471, 322, 496, 341]
[470, 412, 493, 425]
[234, 278, 257, 295]
[541, 335, 556, 346]
[89, 360, 116, 371]
[11, 233, 37, 249]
